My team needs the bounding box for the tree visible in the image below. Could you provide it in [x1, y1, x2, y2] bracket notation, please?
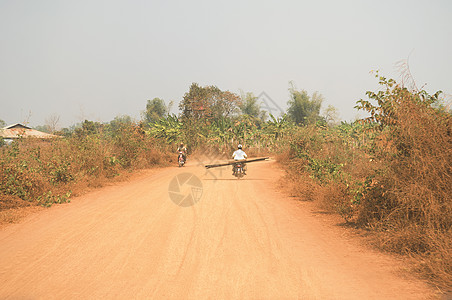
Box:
[55, 127, 72, 137]
[179, 83, 240, 120]
[322, 105, 340, 127]
[74, 120, 103, 137]
[287, 83, 323, 125]
[45, 114, 60, 133]
[108, 115, 133, 133]
[144, 98, 168, 125]
[34, 125, 51, 133]
[239, 92, 266, 120]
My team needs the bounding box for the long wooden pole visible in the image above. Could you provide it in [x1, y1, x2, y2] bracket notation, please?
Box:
[204, 157, 269, 169]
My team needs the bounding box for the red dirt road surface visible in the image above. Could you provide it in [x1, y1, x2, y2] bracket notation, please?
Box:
[0, 159, 438, 299]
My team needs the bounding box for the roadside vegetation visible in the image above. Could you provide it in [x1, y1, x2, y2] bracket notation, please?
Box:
[1, 72, 450, 288]
[0, 120, 171, 209]
[279, 74, 451, 288]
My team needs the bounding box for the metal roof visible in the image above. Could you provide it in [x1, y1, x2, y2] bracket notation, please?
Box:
[3, 123, 32, 130]
[0, 123, 58, 139]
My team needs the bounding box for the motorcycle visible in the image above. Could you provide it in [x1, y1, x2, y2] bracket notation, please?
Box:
[233, 161, 245, 179]
[178, 151, 186, 167]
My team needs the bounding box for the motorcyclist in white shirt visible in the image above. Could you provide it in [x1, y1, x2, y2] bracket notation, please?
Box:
[232, 144, 247, 175]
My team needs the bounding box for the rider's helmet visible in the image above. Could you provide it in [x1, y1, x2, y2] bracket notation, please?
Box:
[238, 144, 242, 149]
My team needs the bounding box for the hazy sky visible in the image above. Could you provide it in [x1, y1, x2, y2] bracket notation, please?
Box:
[1, 0, 451, 128]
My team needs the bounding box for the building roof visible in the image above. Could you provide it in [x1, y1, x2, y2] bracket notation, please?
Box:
[4, 123, 32, 130]
[1, 123, 59, 139]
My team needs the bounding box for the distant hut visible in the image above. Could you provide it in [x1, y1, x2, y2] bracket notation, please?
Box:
[0, 123, 58, 145]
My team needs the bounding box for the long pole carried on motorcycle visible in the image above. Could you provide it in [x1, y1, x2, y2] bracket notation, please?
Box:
[204, 157, 269, 169]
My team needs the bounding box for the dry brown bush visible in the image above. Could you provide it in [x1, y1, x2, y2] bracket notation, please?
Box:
[279, 77, 451, 288]
[355, 86, 452, 288]
[0, 122, 171, 210]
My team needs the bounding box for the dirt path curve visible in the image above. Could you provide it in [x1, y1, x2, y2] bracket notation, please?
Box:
[0, 158, 437, 299]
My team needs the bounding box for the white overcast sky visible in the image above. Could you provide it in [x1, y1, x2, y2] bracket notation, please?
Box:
[1, 0, 451, 127]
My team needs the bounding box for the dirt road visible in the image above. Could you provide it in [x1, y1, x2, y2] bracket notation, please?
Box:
[0, 159, 437, 299]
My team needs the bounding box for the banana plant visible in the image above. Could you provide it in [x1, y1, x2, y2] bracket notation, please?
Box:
[263, 113, 291, 140]
[147, 114, 182, 144]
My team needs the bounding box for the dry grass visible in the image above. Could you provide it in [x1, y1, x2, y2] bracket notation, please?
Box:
[357, 94, 452, 289]
[278, 86, 452, 289]
[0, 122, 171, 210]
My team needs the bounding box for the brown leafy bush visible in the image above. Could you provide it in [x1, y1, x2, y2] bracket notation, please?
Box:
[281, 75, 451, 287]
[0, 121, 170, 209]
[355, 75, 451, 287]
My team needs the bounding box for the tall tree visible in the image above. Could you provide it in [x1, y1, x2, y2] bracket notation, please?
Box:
[239, 92, 266, 120]
[179, 83, 240, 120]
[287, 83, 323, 125]
[144, 98, 167, 125]
[109, 115, 133, 133]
